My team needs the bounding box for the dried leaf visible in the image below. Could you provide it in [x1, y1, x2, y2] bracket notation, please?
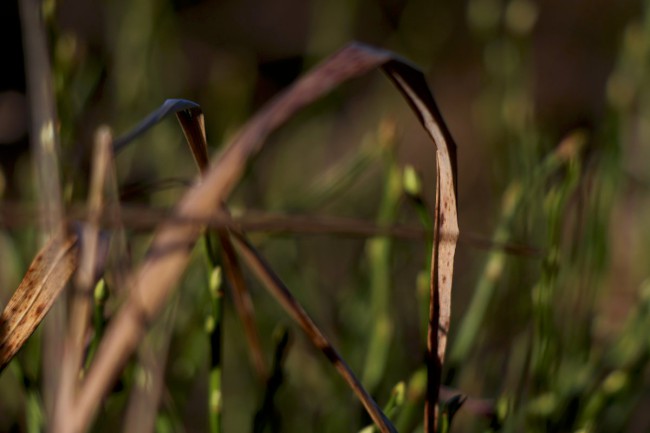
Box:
[0, 234, 78, 371]
[112, 99, 200, 154]
[174, 100, 269, 379]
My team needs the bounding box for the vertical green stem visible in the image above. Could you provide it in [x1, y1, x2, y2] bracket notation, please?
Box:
[394, 367, 427, 433]
[85, 279, 109, 370]
[403, 165, 435, 341]
[448, 132, 586, 376]
[530, 158, 580, 389]
[362, 153, 401, 390]
[26, 389, 44, 433]
[448, 182, 522, 370]
[207, 264, 223, 433]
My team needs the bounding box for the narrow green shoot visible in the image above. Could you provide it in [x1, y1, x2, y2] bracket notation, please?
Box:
[206, 265, 224, 433]
[403, 166, 434, 341]
[84, 279, 109, 371]
[363, 121, 399, 391]
[359, 381, 406, 433]
[395, 368, 427, 432]
[448, 131, 587, 374]
[26, 389, 44, 433]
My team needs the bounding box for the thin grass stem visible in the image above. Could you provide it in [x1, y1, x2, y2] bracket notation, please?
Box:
[230, 229, 397, 433]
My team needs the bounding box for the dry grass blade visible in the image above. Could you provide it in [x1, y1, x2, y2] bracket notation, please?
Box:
[218, 229, 268, 378]
[229, 230, 396, 433]
[176, 102, 268, 379]
[19, 0, 63, 235]
[112, 99, 200, 153]
[19, 0, 64, 236]
[72, 42, 457, 432]
[0, 233, 78, 372]
[20, 0, 67, 416]
[72, 128, 113, 349]
[54, 127, 114, 432]
[380, 63, 459, 431]
[176, 107, 209, 172]
[0, 204, 538, 256]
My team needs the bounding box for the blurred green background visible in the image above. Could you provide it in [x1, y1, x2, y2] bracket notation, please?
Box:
[1, 0, 650, 432]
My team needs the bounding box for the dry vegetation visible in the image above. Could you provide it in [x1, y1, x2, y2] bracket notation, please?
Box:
[1, 0, 649, 432]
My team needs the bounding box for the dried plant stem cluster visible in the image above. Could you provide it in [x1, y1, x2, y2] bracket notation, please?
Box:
[1, 9, 459, 431]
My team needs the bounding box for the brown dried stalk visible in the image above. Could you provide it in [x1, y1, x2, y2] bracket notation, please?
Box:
[19, 0, 67, 417]
[229, 229, 397, 432]
[0, 204, 532, 256]
[53, 127, 114, 432]
[217, 228, 268, 378]
[177, 106, 268, 379]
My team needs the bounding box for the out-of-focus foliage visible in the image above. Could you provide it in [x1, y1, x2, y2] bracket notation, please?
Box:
[1, 0, 649, 432]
